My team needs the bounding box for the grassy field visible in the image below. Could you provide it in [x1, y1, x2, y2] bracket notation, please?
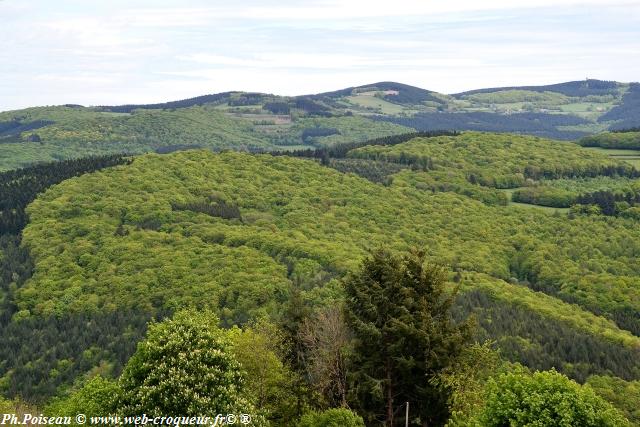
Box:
[557, 123, 611, 134]
[584, 146, 640, 167]
[508, 201, 570, 213]
[560, 102, 615, 114]
[345, 94, 408, 115]
[584, 147, 640, 156]
[498, 188, 570, 213]
[463, 90, 570, 105]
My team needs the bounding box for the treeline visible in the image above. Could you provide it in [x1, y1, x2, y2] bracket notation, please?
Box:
[600, 83, 640, 128]
[98, 92, 233, 113]
[0, 155, 130, 234]
[0, 120, 54, 141]
[227, 93, 264, 106]
[0, 310, 165, 400]
[155, 144, 204, 154]
[455, 289, 640, 382]
[327, 159, 407, 185]
[301, 127, 340, 142]
[374, 111, 590, 140]
[311, 81, 443, 104]
[402, 170, 509, 206]
[576, 189, 640, 217]
[295, 97, 331, 114]
[579, 131, 640, 150]
[268, 131, 456, 184]
[512, 187, 577, 208]
[349, 132, 639, 191]
[263, 102, 290, 114]
[0, 155, 134, 397]
[382, 86, 443, 105]
[171, 195, 242, 221]
[263, 98, 333, 116]
[455, 79, 620, 98]
[270, 130, 459, 161]
[514, 184, 640, 217]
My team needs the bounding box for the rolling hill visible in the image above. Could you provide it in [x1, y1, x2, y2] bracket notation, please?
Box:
[1, 79, 639, 172]
[0, 131, 639, 422]
[2, 82, 640, 424]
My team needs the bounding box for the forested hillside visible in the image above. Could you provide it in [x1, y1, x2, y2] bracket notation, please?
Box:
[0, 79, 638, 172]
[2, 85, 640, 424]
[0, 104, 410, 171]
[0, 132, 638, 423]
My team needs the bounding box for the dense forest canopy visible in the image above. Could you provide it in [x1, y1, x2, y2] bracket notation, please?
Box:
[2, 80, 640, 424]
[0, 140, 634, 404]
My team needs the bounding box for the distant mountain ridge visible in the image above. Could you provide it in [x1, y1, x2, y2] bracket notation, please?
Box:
[452, 79, 622, 97]
[93, 79, 632, 112]
[1, 78, 639, 171]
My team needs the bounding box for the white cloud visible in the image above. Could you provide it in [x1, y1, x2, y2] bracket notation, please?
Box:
[177, 53, 380, 70]
[0, 0, 639, 110]
[235, 0, 639, 21]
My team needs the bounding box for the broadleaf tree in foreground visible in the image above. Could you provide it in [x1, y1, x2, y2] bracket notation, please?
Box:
[479, 370, 630, 426]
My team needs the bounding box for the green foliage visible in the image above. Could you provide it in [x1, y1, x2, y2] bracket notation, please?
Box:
[350, 132, 636, 188]
[1, 80, 633, 171]
[0, 397, 35, 421]
[511, 186, 576, 208]
[344, 249, 472, 426]
[393, 169, 508, 206]
[586, 376, 640, 425]
[10, 149, 640, 398]
[46, 376, 120, 419]
[0, 155, 129, 233]
[433, 342, 502, 426]
[579, 132, 640, 149]
[0, 397, 13, 412]
[118, 310, 246, 416]
[0, 311, 155, 400]
[0, 106, 269, 171]
[291, 116, 410, 147]
[464, 90, 570, 105]
[455, 288, 640, 383]
[0, 104, 410, 171]
[542, 176, 640, 193]
[326, 159, 406, 185]
[298, 408, 365, 427]
[228, 319, 298, 425]
[478, 370, 630, 426]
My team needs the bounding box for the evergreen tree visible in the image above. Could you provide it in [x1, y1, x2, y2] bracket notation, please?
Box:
[344, 249, 472, 426]
[280, 283, 314, 418]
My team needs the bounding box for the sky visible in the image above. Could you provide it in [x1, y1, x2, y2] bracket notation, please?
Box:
[1, 0, 639, 110]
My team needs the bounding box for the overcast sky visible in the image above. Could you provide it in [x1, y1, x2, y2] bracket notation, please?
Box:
[1, 0, 639, 111]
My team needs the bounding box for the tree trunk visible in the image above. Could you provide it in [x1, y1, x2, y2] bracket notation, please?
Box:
[386, 359, 394, 426]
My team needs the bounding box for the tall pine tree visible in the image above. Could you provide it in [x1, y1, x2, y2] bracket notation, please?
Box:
[344, 249, 472, 426]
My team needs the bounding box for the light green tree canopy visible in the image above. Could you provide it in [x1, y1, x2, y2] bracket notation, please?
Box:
[479, 370, 630, 426]
[298, 408, 365, 427]
[118, 310, 246, 416]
